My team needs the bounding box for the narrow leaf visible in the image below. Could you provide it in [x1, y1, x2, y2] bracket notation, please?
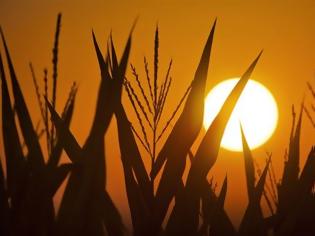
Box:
[152, 20, 217, 230]
[0, 156, 9, 236]
[0, 52, 27, 203]
[102, 191, 125, 236]
[217, 175, 228, 209]
[239, 157, 270, 236]
[45, 98, 81, 163]
[115, 104, 152, 205]
[1, 28, 44, 170]
[151, 19, 217, 179]
[278, 102, 303, 214]
[48, 163, 73, 196]
[167, 51, 262, 235]
[298, 146, 315, 197]
[241, 123, 256, 201]
[48, 88, 77, 167]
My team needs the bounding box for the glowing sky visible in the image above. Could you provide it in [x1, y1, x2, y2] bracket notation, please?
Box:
[1, 0, 315, 227]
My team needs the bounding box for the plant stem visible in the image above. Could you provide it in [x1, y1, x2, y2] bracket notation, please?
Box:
[151, 108, 157, 196]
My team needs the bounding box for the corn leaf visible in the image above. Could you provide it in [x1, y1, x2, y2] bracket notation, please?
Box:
[239, 156, 270, 236]
[275, 147, 315, 236]
[285, 103, 303, 183]
[110, 35, 118, 71]
[115, 104, 152, 204]
[102, 191, 125, 236]
[55, 29, 132, 236]
[207, 175, 235, 236]
[85, 31, 112, 141]
[217, 175, 228, 209]
[78, 31, 111, 202]
[278, 104, 303, 215]
[241, 123, 256, 201]
[151, 19, 216, 179]
[166, 52, 262, 235]
[110, 26, 153, 234]
[0, 157, 9, 236]
[152, 20, 216, 230]
[45, 99, 81, 163]
[0, 52, 27, 198]
[1, 38, 54, 236]
[0, 28, 45, 171]
[48, 163, 73, 196]
[121, 153, 150, 235]
[299, 146, 315, 196]
[48, 89, 77, 167]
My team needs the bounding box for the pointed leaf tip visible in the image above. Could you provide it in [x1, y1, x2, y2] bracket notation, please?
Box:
[0, 27, 11, 62]
[109, 34, 118, 70]
[0, 27, 8, 57]
[256, 50, 263, 61]
[255, 155, 271, 198]
[212, 18, 217, 28]
[206, 18, 217, 38]
[92, 30, 109, 75]
[130, 16, 139, 35]
[240, 121, 256, 202]
[217, 175, 228, 209]
[239, 122, 244, 135]
[0, 26, 4, 39]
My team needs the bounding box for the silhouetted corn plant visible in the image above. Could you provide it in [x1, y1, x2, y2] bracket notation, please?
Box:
[123, 25, 192, 187]
[0, 13, 75, 235]
[48, 24, 134, 236]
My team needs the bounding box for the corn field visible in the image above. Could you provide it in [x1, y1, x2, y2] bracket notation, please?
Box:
[0, 14, 315, 236]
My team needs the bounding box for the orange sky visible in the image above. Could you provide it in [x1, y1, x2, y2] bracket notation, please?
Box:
[1, 0, 315, 229]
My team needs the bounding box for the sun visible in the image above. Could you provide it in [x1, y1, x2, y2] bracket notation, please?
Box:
[203, 78, 278, 152]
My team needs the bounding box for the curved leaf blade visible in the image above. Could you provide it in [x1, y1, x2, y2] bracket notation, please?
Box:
[151, 19, 217, 179]
[48, 89, 77, 167]
[152, 20, 217, 230]
[166, 52, 262, 235]
[1, 28, 44, 170]
[241, 123, 256, 201]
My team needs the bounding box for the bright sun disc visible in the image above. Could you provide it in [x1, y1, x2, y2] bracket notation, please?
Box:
[203, 78, 278, 152]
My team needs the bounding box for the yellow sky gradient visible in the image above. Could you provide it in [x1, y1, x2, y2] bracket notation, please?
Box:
[1, 0, 315, 228]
